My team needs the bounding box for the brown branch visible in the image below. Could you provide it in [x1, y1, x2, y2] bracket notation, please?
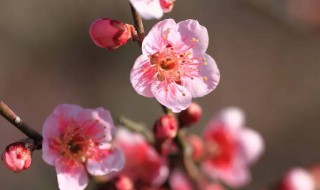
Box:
[0, 100, 42, 149]
[130, 3, 145, 46]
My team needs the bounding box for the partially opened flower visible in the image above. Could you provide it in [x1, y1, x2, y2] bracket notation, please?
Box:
[130, 19, 220, 112]
[42, 104, 124, 190]
[129, 0, 175, 20]
[202, 107, 264, 188]
[115, 128, 169, 189]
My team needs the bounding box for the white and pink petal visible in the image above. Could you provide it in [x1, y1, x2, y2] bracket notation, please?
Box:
[151, 81, 192, 113]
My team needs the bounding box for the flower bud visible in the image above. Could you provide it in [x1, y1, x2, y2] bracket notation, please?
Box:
[90, 18, 136, 50]
[115, 175, 134, 190]
[160, 0, 175, 13]
[1, 142, 32, 173]
[153, 114, 178, 141]
[279, 168, 315, 190]
[188, 135, 204, 161]
[178, 102, 202, 127]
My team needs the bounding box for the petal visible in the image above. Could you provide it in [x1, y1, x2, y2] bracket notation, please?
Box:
[55, 160, 88, 190]
[142, 19, 177, 55]
[42, 114, 61, 165]
[202, 159, 251, 188]
[86, 148, 125, 176]
[182, 54, 220, 98]
[130, 54, 155, 97]
[130, 0, 163, 20]
[238, 128, 264, 165]
[151, 82, 192, 113]
[42, 114, 61, 139]
[170, 169, 193, 190]
[218, 107, 245, 131]
[53, 104, 82, 118]
[172, 19, 209, 55]
[42, 139, 60, 166]
[76, 107, 116, 142]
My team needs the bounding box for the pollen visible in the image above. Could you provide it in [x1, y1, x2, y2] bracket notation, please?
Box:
[203, 76, 208, 81]
[192, 38, 199, 42]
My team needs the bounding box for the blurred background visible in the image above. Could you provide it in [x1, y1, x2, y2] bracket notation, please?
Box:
[0, 0, 319, 189]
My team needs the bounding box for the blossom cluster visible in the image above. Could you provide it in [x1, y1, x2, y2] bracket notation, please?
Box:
[2, 1, 312, 190]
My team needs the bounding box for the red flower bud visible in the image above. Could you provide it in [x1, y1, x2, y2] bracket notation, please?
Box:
[178, 102, 202, 127]
[160, 0, 175, 13]
[115, 175, 134, 190]
[90, 18, 135, 50]
[188, 135, 204, 161]
[1, 142, 32, 173]
[153, 114, 178, 141]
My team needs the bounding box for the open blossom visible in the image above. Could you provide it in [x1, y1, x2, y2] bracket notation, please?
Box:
[42, 104, 124, 190]
[130, 19, 220, 112]
[279, 168, 315, 190]
[202, 107, 264, 188]
[115, 128, 169, 188]
[130, 0, 175, 20]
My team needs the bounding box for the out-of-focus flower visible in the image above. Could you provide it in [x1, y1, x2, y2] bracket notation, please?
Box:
[153, 114, 178, 141]
[42, 104, 124, 190]
[115, 128, 169, 189]
[188, 134, 204, 161]
[90, 18, 135, 50]
[1, 142, 32, 173]
[287, 0, 320, 28]
[279, 167, 315, 190]
[178, 102, 202, 127]
[202, 107, 264, 188]
[129, 0, 175, 20]
[130, 19, 220, 112]
[169, 169, 193, 190]
[308, 165, 320, 189]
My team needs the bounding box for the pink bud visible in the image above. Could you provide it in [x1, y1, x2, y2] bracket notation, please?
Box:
[160, 0, 175, 13]
[178, 102, 202, 127]
[1, 142, 32, 173]
[90, 18, 135, 50]
[280, 168, 315, 190]
[188, 135, 204, 161]
[115, 175, 134, 190]
[153, 114, 178, 141]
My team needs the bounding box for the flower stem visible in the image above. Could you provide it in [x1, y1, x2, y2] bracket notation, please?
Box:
[129, 3, 145, 46]
[0, 100, 42, 149]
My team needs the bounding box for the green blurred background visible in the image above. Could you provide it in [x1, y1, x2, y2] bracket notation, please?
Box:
[0, 0, 319, 189]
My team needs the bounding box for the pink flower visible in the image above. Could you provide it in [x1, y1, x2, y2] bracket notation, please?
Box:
[1, 142, 32, 173]
[279, 168, 315, 190]
[115, 128, 169, 188]
[178, 102, 202, 127]
[202, 107, 264, 188]
[129, 0, 175, 20]
[130, 19, 220, 112]
[42, 104, 124, 190]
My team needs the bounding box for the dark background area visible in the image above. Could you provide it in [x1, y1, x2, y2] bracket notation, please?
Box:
[0, 0, 319, 189]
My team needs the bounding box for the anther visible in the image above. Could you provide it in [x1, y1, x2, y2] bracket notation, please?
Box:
[203, 77, 208, 81]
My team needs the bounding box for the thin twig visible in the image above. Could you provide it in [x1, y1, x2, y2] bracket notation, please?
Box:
[117, 116, 154, 144]
[130, 3, 145, 46]
[0, 100, 42, 149]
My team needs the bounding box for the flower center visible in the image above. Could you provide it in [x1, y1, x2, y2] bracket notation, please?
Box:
[50, 119, 105, 164]
[207, 128, 236, 168]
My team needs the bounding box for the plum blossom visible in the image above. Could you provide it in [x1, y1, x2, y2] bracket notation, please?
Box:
[279, 167, 315, 190]
[115, 128, 169, 189]
[130, 19, 220, 112]
[42, 104, 124, 190]
[129, 0, 175, 20]
[202, 107, 264, 188]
